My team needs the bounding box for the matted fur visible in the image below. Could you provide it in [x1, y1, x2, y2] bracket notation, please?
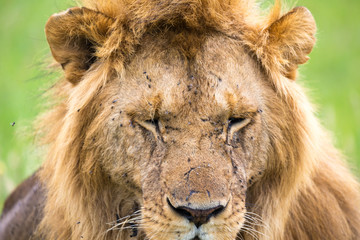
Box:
[33, 0, 360, 239]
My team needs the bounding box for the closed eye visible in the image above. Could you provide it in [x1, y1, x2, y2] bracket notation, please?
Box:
[228, 118, 251, 135]
[228, 118, 246, 127]
[141, 118, 159, 130]
[138, 118, 160, 138]
[144, 119, 159, 128]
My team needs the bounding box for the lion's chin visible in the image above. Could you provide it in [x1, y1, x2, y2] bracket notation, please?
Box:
[141, 223, 239, 240]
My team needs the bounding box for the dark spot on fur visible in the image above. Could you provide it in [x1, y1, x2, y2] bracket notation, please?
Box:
[187, 84, 193, 91]
[186, 190, 200, 201]
[116, 213, 121, 224]
[130, 225, 138, 237]
[77, 109, 80, 112]
[111, 106, 114, 109]
[257, 109, 263, 113]
[129, 120, 135, 128]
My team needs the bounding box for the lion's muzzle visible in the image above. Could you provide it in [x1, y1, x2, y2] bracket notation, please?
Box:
[141, 131, 245, 239]
[162, 146, 233, 229]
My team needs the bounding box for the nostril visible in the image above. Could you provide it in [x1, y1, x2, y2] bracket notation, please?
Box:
[167, 198, 225, 227]
[210, 205, 225, 217]
[167, 198, 193, 220]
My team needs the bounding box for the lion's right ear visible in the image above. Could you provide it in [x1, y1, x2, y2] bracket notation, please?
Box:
[45, 7, 115, 84]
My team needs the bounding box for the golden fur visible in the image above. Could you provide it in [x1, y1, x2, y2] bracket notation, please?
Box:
[33, 0, 360, 239]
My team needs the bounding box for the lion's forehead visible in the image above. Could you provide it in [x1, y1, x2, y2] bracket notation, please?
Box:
[118, 36, 264, 119]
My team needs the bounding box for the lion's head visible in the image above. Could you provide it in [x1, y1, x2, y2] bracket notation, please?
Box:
[38, 1, 358, 240]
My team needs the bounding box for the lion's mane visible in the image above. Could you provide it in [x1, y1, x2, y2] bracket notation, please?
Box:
[35, 0, 360, 239]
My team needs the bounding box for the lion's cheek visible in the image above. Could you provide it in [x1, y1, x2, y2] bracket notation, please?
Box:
[231, 120, 269, 186]
[101, 126, 152, 191]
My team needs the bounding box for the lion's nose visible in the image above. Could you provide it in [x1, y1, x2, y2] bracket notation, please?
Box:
[167, 198, 225, 227]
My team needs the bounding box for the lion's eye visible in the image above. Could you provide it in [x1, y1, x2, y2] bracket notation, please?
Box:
[228, 118, 251, 133]
[140, 118, 160, 136]
[144, 119, 159, 129]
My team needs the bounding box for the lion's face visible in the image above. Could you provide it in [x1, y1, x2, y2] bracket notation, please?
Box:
[88, 33, 272, 240]
[43, 4, 316, 240]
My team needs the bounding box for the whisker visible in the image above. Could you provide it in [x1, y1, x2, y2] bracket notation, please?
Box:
[243, 216, 269, 231]
[245, 212, 270, 229]
[241, 228, 259, 240]
[242, 222, 271, 240]
[106, 212, 142, 225]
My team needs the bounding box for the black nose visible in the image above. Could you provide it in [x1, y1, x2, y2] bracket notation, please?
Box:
[167, 199, 225, 227]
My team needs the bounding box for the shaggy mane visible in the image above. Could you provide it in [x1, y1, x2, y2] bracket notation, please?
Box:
[78, 0, 291, 92]
[82, 0, 266, 69]
[32, 1, 360, 240]
[81, 0, 263, 29]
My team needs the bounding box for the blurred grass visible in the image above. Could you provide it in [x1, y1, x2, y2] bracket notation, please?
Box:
[0, 0, 359, 209]
[0, 0, 73, 210]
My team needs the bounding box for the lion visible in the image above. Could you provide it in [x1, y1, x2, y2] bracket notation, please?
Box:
[1, 0, 360, 239]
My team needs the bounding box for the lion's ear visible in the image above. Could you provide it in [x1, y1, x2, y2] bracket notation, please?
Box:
[259, 7, 316, 80]
[45, 7, 115, 84]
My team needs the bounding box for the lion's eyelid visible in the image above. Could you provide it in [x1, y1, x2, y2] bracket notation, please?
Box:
[228, 118, 251, 136]
[138, 118, 160, 135]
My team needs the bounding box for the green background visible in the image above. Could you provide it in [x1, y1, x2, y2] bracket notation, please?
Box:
[0, 0, 359, 209]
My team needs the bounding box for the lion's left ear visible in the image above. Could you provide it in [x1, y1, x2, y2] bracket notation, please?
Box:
[255, 7, 316, 80]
